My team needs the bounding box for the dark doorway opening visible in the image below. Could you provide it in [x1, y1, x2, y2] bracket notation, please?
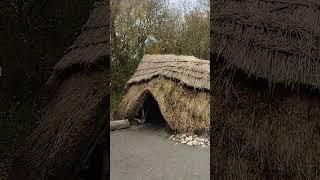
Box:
[143, 93, 165, 126]
[136, 92, 172, 133]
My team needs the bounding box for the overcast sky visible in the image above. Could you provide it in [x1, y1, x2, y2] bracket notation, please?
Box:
[168, 0, 199, 10]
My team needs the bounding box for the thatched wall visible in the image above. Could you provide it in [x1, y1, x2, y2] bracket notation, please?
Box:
[211, 66, 320, 179]
[211, 0, 320, 178]
[114, 54, 210, 133]
[10, 1, 108, 180]
[211, 0, 320, 89]
[115, 78, 209, 133]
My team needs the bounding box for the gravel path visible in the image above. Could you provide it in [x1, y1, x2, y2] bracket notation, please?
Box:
[110, 125, 210, 180]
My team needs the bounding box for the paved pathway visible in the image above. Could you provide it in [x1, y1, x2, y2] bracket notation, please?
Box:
[110, 125, 209, 180]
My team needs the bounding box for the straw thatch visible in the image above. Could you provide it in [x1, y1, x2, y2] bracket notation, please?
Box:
[211, 0, 320, 179]
[127, 54, 210, 90]
[211, 0, 320, 89]
[10, 1, 108, 180]
[114, 54, 210, 133]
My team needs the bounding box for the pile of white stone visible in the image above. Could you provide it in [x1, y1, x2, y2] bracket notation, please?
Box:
[169, 134, 210, 147]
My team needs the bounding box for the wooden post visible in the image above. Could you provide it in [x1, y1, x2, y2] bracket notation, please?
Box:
[141, 106, 150, 123]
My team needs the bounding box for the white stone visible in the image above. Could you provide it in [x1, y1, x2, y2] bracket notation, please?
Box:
[181, 140, 187, 144]
[187, 142, 193, 146]
[192, 140, 198, 146]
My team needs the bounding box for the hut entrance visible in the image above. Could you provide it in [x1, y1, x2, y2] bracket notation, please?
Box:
[136, 92, 168, 130]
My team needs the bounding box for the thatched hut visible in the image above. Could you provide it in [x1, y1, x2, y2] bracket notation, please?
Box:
[114, 54, 210, 133]
[211, 0, 320, 179]
[10, 1, 108, 180]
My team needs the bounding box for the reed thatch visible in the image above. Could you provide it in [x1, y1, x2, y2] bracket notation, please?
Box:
[211, 0, 320, 89]
[10, 1, 108, 180]
[114, 54, 210, 133]
[211, 0, 320, 179]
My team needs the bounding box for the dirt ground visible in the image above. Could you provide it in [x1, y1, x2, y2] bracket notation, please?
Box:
[110, 124, 210, 180]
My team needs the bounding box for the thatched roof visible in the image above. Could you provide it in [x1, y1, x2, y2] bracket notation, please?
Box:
[46, 1, 108, 89]
[127, 54, 210, 90]
[10, 1, 108, 180]
[54, 2, 108, 72]
[211, 0, 320, 89]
